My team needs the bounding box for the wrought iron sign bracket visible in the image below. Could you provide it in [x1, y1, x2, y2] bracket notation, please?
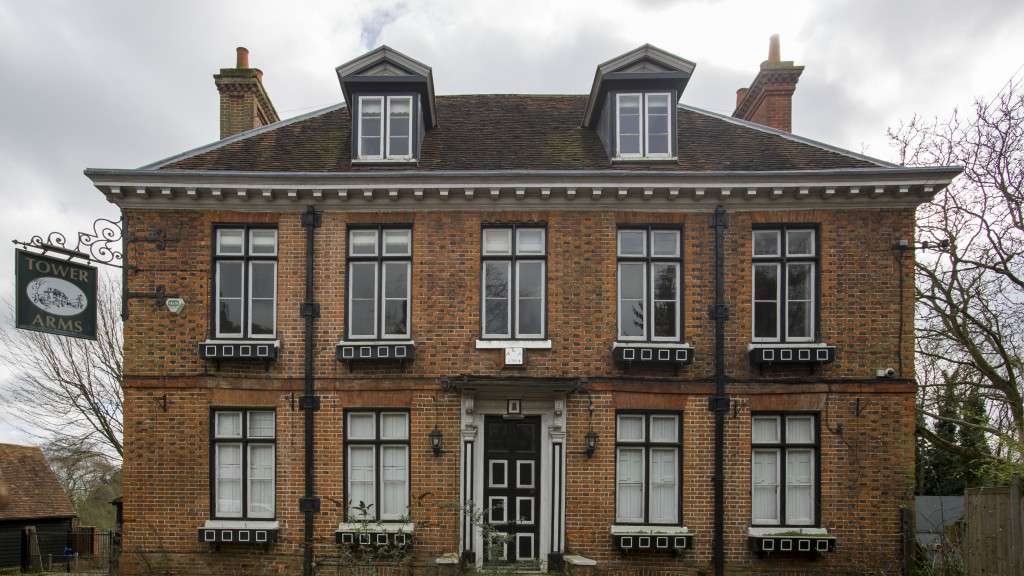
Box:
[12, 216, 125, 269]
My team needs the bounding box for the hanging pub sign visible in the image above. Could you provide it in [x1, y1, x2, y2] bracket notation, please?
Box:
[15, 250, 98, 339]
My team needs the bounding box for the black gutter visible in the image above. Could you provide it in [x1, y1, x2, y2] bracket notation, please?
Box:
[299, 206, 322, 576]
[709, 205, 730, 576]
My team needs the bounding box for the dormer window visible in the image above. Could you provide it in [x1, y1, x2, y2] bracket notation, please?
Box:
[616, 92, 672, 159]
[357, 95, 413, 161]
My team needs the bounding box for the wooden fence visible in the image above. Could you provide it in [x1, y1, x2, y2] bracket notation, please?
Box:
[964, 479, 1024, 575]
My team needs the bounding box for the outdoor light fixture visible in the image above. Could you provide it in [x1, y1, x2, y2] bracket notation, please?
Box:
[585, 430, 598, 458]
[429, 426, 444, 456]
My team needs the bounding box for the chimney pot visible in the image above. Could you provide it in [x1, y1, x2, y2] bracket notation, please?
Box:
[236, 46, 250, 69]
[768, 34, 780, 64]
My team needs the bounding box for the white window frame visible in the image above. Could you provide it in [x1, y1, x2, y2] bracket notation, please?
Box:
[615, 446, 646, 523]
[214, 228, 277, 339]
[247, 261, 277, 339]
[382, 261, 412, 339]
[617, 261, 647, 341]
[617, 228, 682, 342]
[650, 261, 680, 342]
[751, 229, 817, 343]
[345, 411, 410, 522]
[615, 93, 643, 159]
[357, 95, 385, 160]
[481, 227, 546, 339]
[514, 260, 546, 338]
[752, 262, 781, 342]
[212, 409, 275, 520]
[644, 92, 673, 158]
[348, 261, 379, 339]
[482, 261, 513, 339]
[751, 414, 817, 527]
[615, 413, 681, 525]
[385, 95, 414, 160]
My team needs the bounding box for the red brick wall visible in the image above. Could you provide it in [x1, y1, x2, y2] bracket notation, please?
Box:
[119, 206, 916, 575]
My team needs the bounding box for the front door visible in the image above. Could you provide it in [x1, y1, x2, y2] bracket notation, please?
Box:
[483, 415, 540, 565]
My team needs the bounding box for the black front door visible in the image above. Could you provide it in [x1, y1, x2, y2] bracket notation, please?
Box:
[484, 415, 540, 565]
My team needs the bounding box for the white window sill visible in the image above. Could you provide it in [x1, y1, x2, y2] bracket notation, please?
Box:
[611, 156, 678, 163]
[748, 526, 829, 537]
[747, 342, 829, 350]
[563, 554, 597, 566]
[202, 520, 279, 530]
[475, 339, 552, 350]
[610, 524, 690, 536]
[434, 553, 460, 565]
[613, 341, 693, 349]
[336, 522, 415, 533]
[337, 339, 415, 346]
[351, 158, 418, 164]
[202, 339, 280, 346]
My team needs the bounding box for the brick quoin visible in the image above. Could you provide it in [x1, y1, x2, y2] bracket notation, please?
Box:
[117, 207, 917, 575]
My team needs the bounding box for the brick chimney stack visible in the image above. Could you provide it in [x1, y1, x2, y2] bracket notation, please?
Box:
[732, 34, 804, 133]
[214, 47, 280, 139]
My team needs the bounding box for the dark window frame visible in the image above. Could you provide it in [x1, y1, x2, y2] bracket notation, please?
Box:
[613, 410, 684, 526]
[345, 224, 414, 341]
[750, 412, 821, 528]
[480, 224, 548, 340]
[751, 224, 821, 343]
[616, 225, 685, 342]
[210, 225, 278, 340]
[343, 408, 412, 522]
[208, 407, 277, 521]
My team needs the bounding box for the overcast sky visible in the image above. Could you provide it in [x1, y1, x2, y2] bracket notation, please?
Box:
[1, 0, 1022, 445]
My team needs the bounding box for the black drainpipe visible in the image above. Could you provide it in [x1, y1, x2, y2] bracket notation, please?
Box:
[709, 205, 730, 576]
[300, 206, 322, 576]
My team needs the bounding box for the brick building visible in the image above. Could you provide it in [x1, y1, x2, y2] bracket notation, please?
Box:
[86, 38, 960, 575]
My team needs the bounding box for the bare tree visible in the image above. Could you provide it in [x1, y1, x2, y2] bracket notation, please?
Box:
[890, 76, 1024, 477]
[0, 276, 123, 460]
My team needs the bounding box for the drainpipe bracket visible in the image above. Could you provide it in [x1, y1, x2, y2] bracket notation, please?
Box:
[708, 395, 731, 413]
[298, 395, 321, 411]
[299, 496, 321, 513]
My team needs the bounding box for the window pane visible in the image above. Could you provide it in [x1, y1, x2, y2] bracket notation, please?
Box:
[649, 448, 678, 523]
[249, 303, 274, 336]
[786, 416, 815, 443]
[787, 263, 813, 340]
[752, 416, 780, 444]
[753, 264, 778, 301]
[349, 230, 378, 256]
[248, 411, 275, 438]
[360, 97, 383, 158]
[753, 263, 779, 340]
[484, 261, 510, 337]
[383, 262, 408, 299]
[217, 229, 244, 255]
[616, 447, 644, 522]
[215, 412, 242, 438]
[383, 229, 411, 256]
[347, 413, 376, 440]
[617, 230, 646, 257]
[349, 262, 376, 337]
[786, 449, 814, 524]
[619, 262, 645, 338]
[388, 97, 411, 157]
[250, 262, 276, 336]
[348, 446, 376, 519]
[516, 261, 544, 337]
[617, 414, 645, 442]
[381, 413, 409, 440]
[651, 230, 679, 257]
[646, 94, 670, 156]
[787, 263, 812, 300]
[754, 303, 778, 339]
[752, 449, 779, 523]
[381, 446, 408, 519]
[753, 230, 780, 257]
[650, 415, 678, 442]
[787, 301, 811, 340]
[249, 262, 275, 299]
[483, 229, 512, 255]
[217, 261, 243, 298]
[248, 444, 275, 518]
[384, 300, 408, 337]
[787, 229, 815, 256]
[215, 443, 242, 516]
[618, 94, 641, 155]
[652, 263, 678, 339]
[249, 229, 277, 255]
[516, 228, 545, 255]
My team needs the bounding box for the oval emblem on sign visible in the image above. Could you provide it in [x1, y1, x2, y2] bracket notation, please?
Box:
[26, 277, 88, 316]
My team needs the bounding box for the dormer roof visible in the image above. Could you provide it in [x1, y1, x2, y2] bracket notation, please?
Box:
[583, 44, 696, 128]
[336, 45, 437, 128]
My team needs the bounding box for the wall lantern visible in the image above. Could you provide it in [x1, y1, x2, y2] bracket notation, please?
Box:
[585, 430, 598, 458]
[429, 426, 444, 456]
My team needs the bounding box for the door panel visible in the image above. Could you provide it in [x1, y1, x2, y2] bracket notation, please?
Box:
[484, 415, 540, 564]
